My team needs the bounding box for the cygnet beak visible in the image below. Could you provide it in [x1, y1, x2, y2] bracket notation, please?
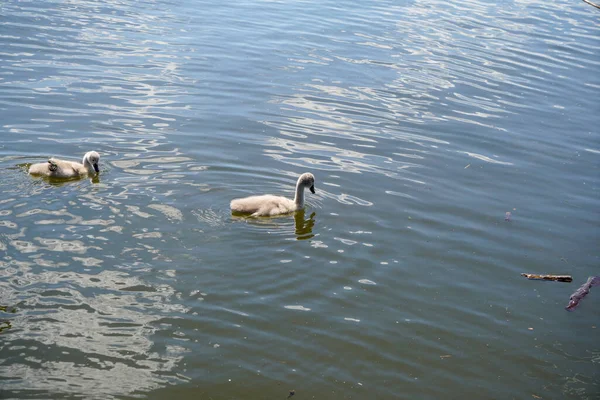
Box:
[310, 185, 315, 194]
[93, 163, 100, 173]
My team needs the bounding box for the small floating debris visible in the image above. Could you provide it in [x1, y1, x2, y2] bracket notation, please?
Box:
[505, 212, 512, 221]
[521, 273, 572, 282]
[566, 276, 600, 311]
[358, 279, 376, 285]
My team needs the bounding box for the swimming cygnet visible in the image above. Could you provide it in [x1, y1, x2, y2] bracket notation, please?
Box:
[29, 151, 100, 178]
[230, 172, 316, 217]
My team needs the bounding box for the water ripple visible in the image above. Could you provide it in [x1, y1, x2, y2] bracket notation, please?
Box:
[1, 0, 599, 398]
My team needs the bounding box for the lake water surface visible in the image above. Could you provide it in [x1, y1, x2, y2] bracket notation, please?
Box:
[0, 0, 599, 399]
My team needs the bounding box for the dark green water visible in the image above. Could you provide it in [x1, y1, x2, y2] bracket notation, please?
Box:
[0, 0, 599, 398]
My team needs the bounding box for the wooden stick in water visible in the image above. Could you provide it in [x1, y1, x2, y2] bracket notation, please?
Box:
[521, 273, 572, 282]
[582, 0, 600, 10]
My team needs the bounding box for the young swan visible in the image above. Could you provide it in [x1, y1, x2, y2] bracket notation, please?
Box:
[230, 172, 316, 217]
[29, 151, 100, 178]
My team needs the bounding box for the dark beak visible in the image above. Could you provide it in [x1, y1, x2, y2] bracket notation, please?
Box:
[93, 163, 99, 174]
[310, 185, 315, 194]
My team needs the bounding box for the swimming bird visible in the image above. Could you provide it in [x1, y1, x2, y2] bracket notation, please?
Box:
[28, 151, 100, 178]
[230, 172, 316, 217]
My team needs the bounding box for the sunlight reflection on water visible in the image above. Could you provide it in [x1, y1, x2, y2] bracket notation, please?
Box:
[1, 0, 599, 398]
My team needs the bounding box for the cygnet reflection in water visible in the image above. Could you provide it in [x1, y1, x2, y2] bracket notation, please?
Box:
[294, 209, 316, 240]
[231, 209, 317, 240]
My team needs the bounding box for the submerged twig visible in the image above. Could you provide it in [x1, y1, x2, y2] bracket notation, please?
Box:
[582, 0, 600, 10]
[566, 276, 600, 311]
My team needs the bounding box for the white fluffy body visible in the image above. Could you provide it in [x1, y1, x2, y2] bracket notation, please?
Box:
[230, 172, 316, 217]
[29, 151, 100, 178]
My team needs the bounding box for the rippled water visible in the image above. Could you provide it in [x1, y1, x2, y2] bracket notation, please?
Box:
[1, 0, 599, 398]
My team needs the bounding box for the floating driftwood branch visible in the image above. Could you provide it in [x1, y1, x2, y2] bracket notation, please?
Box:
[582, 0, 600, 9]
[521, 273, 572, 282]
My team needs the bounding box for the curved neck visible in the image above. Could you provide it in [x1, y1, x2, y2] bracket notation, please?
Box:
[293, 181, 305, 208]
[82, 156, 94, 174]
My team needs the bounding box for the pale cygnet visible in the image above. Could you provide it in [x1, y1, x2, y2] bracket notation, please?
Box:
[230, 172, 316, 217]
[29, 151, 100, 178]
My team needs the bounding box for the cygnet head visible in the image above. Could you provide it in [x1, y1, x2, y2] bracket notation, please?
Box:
[298, 172, 316, 194]
[83, 151, 100, 174]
